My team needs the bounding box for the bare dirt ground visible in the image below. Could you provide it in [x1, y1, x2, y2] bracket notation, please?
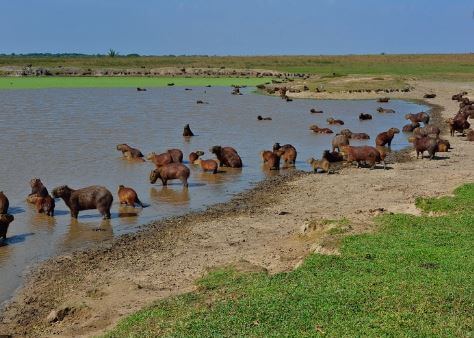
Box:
[0, 80, 473, 337]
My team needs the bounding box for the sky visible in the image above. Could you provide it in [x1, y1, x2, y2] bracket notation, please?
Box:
[0, 0, 473, 55]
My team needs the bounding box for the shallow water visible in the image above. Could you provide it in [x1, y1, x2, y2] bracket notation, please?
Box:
[0, 86, 426, 305]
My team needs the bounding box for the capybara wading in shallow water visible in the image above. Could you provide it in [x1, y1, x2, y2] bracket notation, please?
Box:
[27, 178, 48, 204]
[195, 159, 219, 174]
[307, 157, 330, 174]
[189, 151, 204, 164]
[332, 134, 350, 152]
[210, 146, 243, 168]
[0, 191, 9, 214]
[149, 163, 190, 187]
[167, 149, 184, 163]
[35, 195, 55, 216]
[116, 144, 144, 160]
[118, 185, 144, 207]
[52, 185, 113, 219]
[340, 145, 386, 169]
[146, 152, 173, 167]
[261, 150, 281, 170]
[183, 124, 194, 137]
[272, 143, 297, 165]
[0, 214, 14, 240]
[359, 113, 372, 120]
[376, 128, 400, 147]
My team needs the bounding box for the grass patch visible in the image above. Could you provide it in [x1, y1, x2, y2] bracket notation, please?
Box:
[105, 183, 474, 337]
[0, 77, 271, 90]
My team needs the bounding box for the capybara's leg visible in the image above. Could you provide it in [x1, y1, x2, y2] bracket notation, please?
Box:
[71, 209, 79, 219]
[382, 161, 386, 170]
[416, 151, 420, 159]
[182, 178, 189, 188]
[161, 178, 167, 186]
[212, 168, 218, 174]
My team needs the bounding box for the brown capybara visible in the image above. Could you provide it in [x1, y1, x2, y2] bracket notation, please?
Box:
[307, 157, 330, 174]
[261, 150, 281, 170]
[27, 178, 49, 204]
[0, 191, 9, 214]
[118, 185, 144, 207]
[423, 93, 436, 99]
[189, 151, 205, 164]
[436, 139, 451, 152]
[467, 129, 474, 141]
[412, 135, 438, 159]
[167, 149, 183, 163]
[52, 185, 113, 219]
[257, 115, 272, 121]
[350, 133, 370, 140]
[405, 112, 430, 125]
[310, 109, 323, 114]
[272, 143, 297, 165]
[322, 150, 344, 162]
[359, 113, 373, 120]
[196, 159, 219, 174]
[377, 97, 390, 103]
[340, 145, 386, 169]
[402, 122, 420, 132]
[452, 93, 464, 101]
[339, 129, 353, 138]
[327, 117, 344, 125]
[332, 134, 350, 152]
[210, 146, 243, 168]
[146, 152, 173, 167]
[309, 125, 333, 134]
[183, 124, 194, 137]
[149, 163, 190, 187]
[116, 144, 144, 160]
[376, 128, 400, 147]
[413, 125, 441, 137]
[0, 214, 14, 240]
[447, 117, 471, 136]
[35, 195, 55, 216]
[376, 107, 395, 114]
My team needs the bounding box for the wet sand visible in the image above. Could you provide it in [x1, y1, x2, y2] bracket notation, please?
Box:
[0, 80, 473, 337]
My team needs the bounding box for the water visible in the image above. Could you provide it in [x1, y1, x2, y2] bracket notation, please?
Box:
[0, 86, 427, 305]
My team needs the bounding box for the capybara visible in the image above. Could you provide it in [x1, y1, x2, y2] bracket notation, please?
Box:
[327, 117, 344, 125]
[447, 117, 470, 136]
[35, 195, 55, 216]
[376, 107, 395, 114]
[339, 129, 353, 138]
[436, 139, 451, 152]
[136, 87, 147, 92]
[405, 112, 430, 125]
[183, 124, 194, 137]
[52, 185, 113, 219]
[413, 125, 440, 137]
[452, 93, 464, 101]
[375, 128, 400, 147]
[116, 144, 144, 160]
[149, 163, 190, 187]
[307, 157, 330, 174]
[257, 115, 272, 121]
[146, 152, 173, 167]
[210, 146, 243, 168]
[402, 122, 420, 132]
[412, 135, 438, 159]
[466, 129, 474, 141]
[189, 151, 204, 164]
[272, 143, 297, 165]
[332, 134, 350, 152]
[167, 149, 184, 163]
[377, 97, 390, 103]
[359, 113, 373, 120]
[0, 191, 9, 214]
[309, 125, 333, 134]
[118, 185, 143, 207]
[423, 93, 436, 99]
[261, 150, 281, 170]
[350, 133, 370, 140]
[196, 159, 219, 174]
[27, 178, 48, 203]
[340, 145, 386, 169]
[0, 214, 14, 240]
[322, 150, 344, 163]
[310, 109, 323, 114]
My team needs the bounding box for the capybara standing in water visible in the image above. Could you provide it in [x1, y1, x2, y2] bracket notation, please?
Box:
[189, 151, 205, 164]
[149, 163, 190, 187]
[376, 128, 400, 147]
[331, 134, 350, 152]
[412, 135, 438, 159]
[307, 157, 330, 174]
[116, 144, 144, 160]
[118, 185, 144, 207]
[0, 214, 14, 240]
[0, 191, 9, 214]
[340, 145, 386, 169]
[195, 159, 219, 174]
[27, 178, 48, 204]
[210, 146, 243, 168]
[183, 124, 194, 137]
[272, 143, 297, 165]
[359, 113, 373, 120]
[167, 149, 184, 163]
[52, 185, 113, 219]
[35, 195, 55, 216]
[405, 112, 430, 125]
[146, 152, 173, 167]
[261, 150, 281, 170]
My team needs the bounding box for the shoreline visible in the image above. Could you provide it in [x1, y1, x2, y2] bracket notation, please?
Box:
[1, 80, 473, 337]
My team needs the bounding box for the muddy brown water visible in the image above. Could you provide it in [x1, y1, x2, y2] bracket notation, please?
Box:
[0, 86, 427, 306]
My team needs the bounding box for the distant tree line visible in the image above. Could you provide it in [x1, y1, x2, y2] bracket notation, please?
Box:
[0, 53, 213, 58]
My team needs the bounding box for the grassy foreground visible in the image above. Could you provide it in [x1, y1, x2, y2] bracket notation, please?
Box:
[105, 184, 474, 337]
[0, 77, 271, 90]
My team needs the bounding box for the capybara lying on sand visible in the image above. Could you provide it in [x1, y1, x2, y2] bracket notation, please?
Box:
[376, 128, 400, 147]
[52, 185, 113, 219]
[149, 163, 190, 187]
[118, 185, 144, 207]
[210, 146, 243, 168]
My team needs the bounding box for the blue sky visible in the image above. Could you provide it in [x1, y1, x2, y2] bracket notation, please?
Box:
[1, 0, 473, 55]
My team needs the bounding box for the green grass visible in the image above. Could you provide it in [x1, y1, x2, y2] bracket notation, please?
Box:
[0, 77, 271, 90]
[104, 183, 474, 337]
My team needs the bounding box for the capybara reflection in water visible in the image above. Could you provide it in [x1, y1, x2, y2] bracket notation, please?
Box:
[307, 157, 330, 174]
[210, 146, 243, 168]
[183, 124, 194, 137]
[118, 185, 144, 208]
[359, 113, 373, 120]
[340, 145, 386, 169]
[0, 214, 14, 240]
[167, 149, 184, 163]
[375, 128, 400, 147]
[0, 191, 9, 214]
[332, 134, 350, 152]
[149, 163, 190, 187]
[272, 143, 297, 166]
[195, 159, 219, 174]
[116, 144, 144, 161]
[327, 117, 344, 125]
[52, 185, 113, 219]
[261, 150, 281, 170]
[189, 151, 205, 164]
[146, 152, 173, 167]
[405, 112, 430, 125]
[27, 178, 48, 204]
